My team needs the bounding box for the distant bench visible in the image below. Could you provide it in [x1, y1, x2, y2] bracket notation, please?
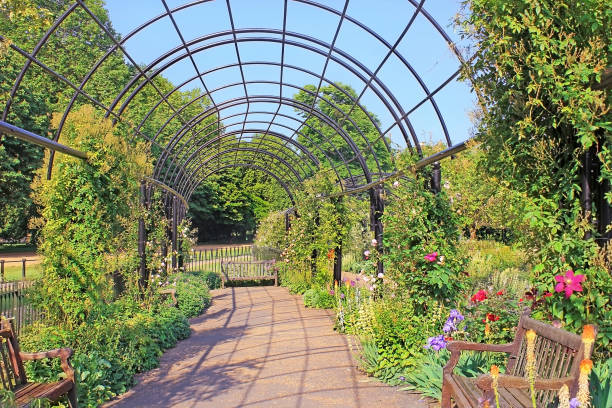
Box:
[220, 260, 277, 288]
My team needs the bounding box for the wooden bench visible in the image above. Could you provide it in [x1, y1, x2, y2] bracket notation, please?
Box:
[442, 310, 594, 408]
[220, 260, 277, 288]
[160, 288, 178, 307]
[0, 318, 78, 407]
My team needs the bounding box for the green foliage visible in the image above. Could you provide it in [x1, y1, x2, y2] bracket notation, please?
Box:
[400, 350, 489, 400]
[382, 161, 467, 307]
[280, 172, 358, 292]
[171, 271, 212, 318]
[189, 167, 290, 242]
[253, 211, 287, 251]
[19, 302, 190, 408]
[0, 0, 130, 241]
[457, 0, 612, 359]
[30, 105, 151, 325]
[203, 271, 222, 290]
[303, 287, 335, 309]
[590, 358, 612, 408]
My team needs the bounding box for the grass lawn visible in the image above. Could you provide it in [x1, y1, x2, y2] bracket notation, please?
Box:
[1, 263, 42, 281]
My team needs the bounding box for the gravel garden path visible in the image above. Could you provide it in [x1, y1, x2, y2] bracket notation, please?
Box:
[104, 286, 427, 408]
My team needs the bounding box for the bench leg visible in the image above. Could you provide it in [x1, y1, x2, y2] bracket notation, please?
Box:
[441, 382, 451, 408]
[67, 385, 78, 408]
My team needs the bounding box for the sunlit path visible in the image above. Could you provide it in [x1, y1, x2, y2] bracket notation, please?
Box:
[103, 286, 426, 408]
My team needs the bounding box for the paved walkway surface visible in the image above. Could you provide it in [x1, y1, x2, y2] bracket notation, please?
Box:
[104, 286, 427, 408]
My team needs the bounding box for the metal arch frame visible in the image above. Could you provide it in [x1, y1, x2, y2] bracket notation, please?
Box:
[166, 128, 319, 180]
[159, 95, 372, 195]
[1, 0, 479, 202]
[110, 32, 409, 159]
[186, 163, 296, 206]
[106, 35, 397, 181]
[156, 111, 344, 186]
[132, 60, 386, 175]
[180, 150, 304, 195]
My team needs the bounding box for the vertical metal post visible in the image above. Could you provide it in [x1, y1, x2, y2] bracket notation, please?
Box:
[581, 150, 592, 240]
[138, 181, 148, 290]
[1, 260, 4, 281]
[172, 196, 178, 271]
[370, 186, 384, 277]
[21, 259, 26, 280]
[285, 211, 291, 232]
[431, 161, 441, 194]
[333, 244, 342, 285]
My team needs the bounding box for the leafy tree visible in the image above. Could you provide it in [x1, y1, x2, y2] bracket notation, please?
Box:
[294, 83, 393, 180]
[0, 0, 128, 240]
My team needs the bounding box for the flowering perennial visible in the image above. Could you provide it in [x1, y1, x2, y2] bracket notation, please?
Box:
[424, 334, 447, 351]
[554, 269, 585, 298]
[424, 251, 438, 262]
[471, 289, 488, 302]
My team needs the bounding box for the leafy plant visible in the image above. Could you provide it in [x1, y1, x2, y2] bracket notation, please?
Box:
[590, 358, 612, 408]
[303, 287, 335, 309]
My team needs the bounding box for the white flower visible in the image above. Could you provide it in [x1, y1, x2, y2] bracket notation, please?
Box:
[377, 272, 384, 279]
[158, 281, 162, 286]
[363, 276, 370, 282]
[444, 181, 450, 189]
[372, 284, 376, 289]
[364, 250, 370, 257]
[369, 286, 374, 291]
[371, 239, 378, 247]
[393, 180, 400, 187]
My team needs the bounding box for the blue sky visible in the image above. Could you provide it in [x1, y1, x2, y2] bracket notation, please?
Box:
[103, 0, 477, 150]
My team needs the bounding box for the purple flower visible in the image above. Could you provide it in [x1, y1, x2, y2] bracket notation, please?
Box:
[443, 319, 456, 333]
[449, 309, 464, 322]
[399, 376, 405, 382]
[424, 334, 447, 351]
[570, 398, 580, 408]
[329, 290, 335, 295]
[350, 280, 356, 287]
[340, 293, 345, 299]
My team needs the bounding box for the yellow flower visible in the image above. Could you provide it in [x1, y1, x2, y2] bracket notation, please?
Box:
[490, 365, 500, 408]
[582, 325, 596, 359]
[525, 329, 537, 408]
[485, 323, 491, 336]
[578, 359, 593, 406]
[558, 384, 570, 408]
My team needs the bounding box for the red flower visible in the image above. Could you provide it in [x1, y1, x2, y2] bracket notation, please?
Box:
[519, 298, 523, 302]
[496, 290, 504, 296]
[471, 290, 488, 303]
[554, 270, 585, 298]
[327, 249, 335, 260]
[486, 313, 500, 322]
[543, 292, 553, 298]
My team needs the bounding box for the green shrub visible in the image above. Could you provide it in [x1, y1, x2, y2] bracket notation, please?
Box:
[203, 271, 222, 290]
[172, 272, 212, 318]
[590, 358, 612, 408]
[303, 287, 335, 309]
[19, 303, 191, 408]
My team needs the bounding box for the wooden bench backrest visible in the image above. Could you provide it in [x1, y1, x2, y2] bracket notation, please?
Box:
[221, 260, 276, 280]
[507, 312, 588, 406]
[0, 325, 26, 390]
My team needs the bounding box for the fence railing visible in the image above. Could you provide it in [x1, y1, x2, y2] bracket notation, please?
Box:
[185, 245, 282, 274]
[0, 281, 42, 335]
[0, 258, 38, 282]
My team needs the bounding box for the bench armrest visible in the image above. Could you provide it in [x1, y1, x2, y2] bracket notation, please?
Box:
[443, 341, 515, 375]
[20, 348, 75, 382]
[476, 374, 575, 391]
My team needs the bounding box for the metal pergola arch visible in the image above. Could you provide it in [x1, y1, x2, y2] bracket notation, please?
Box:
[1, 0, 481, 270]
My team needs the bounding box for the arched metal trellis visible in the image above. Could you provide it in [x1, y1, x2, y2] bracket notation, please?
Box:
[1, 0, 480, 279]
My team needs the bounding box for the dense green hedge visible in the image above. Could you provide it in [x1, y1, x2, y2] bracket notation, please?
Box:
[172, 271, 214, 318]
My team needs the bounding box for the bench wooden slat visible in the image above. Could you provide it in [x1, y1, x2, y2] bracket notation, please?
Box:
[221, 260, 277, 288]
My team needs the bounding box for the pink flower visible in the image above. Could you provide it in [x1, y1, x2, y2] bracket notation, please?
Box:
[424, 251, 438, 262]
[554, 270, 585, 298]
[371, 239, 378, 247]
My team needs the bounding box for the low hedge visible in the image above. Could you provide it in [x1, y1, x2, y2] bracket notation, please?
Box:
[172, 271, 213, 318]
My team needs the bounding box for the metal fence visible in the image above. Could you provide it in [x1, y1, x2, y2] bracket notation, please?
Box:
[185, 245, 281, 274]
[0, 281, 42, 335]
